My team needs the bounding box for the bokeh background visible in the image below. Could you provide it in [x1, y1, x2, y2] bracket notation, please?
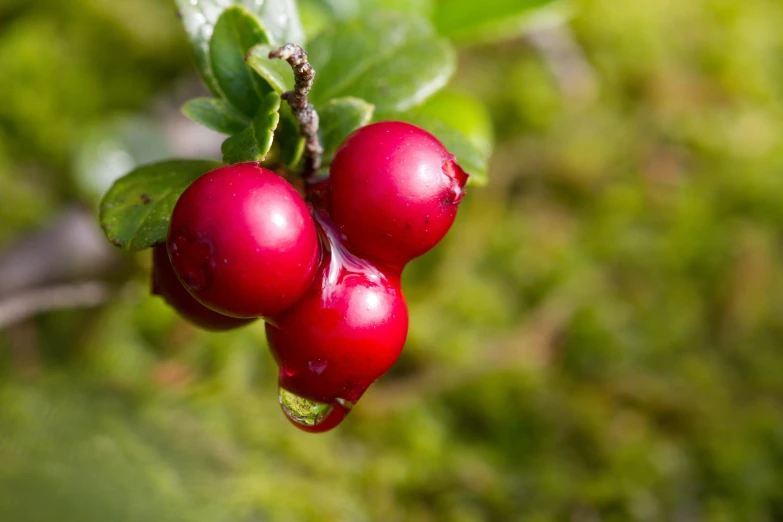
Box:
[2, 0, 783, 520]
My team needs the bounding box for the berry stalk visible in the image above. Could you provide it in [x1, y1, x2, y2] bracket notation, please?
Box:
[269, 44, 323, 181]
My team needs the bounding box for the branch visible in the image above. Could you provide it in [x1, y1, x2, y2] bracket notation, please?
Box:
[0, 282, 111, 330]
[0, 206, 121, 297]
[527, 23, 598, 105]
[0, 205, 127, 329]
[269, 44, 323, 181]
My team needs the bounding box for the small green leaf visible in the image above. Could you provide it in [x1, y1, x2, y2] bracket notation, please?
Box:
[245, 45, 303, 168]
[175, 0, 305, 96]
[410, 89, 494, 158]
[181, 97, 250, 135]
[246, 43, 295, 94]
[99, 160, 221, 251]
[210, 6, 272, 117]
[222, 92, 281, 164]
[411, 115, 488, 186]
[275, 104, 306, 168]
[308, 12, 456, 112]
[318, 97, 374, 166]
[432, 0, 568, 45]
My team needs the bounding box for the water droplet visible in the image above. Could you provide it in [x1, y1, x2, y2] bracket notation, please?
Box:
[194, 14, 208, 30]
[278, 386, 333, 427]
[336, 398, 354, 410]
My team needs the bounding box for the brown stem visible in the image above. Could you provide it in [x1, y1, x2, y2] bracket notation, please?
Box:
[269, 44, 323, 181]
[0, 282, 111, 330]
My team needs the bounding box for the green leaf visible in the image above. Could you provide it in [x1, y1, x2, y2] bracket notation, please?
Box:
[275, 104, 306, 168]
[408, 114, 488, 186]
[221, 92, 281, 164]
[361, 0, 433, 17]
[306, 0, 434, 20]
[181, 97, 250, 135]
[246, 43, 295, 94]
[299, 0, 434, 39]
[210, 6, 272, 117]
[99, 160, 221, 251]
[410, 89, 494, 158]
[431, 0, 568, 45]
[245, 45, 304, 168]
[174, 0, 305, 96]
[318, 97, 374, 166]
[308, 12, 456, 112]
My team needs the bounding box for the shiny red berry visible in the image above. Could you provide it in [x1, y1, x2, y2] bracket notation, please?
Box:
[167, 162, 320, 318]
[265, 216, 409, 411]
[328, 121, 469, 268]
[151, 245, 254, 331]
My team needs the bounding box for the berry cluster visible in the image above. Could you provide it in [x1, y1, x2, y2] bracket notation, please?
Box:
[154, 121, 469, 432]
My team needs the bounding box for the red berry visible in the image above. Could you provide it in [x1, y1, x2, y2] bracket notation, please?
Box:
[151, 245, 254, 331]
[328, 121, 469, 268]
[266, 216, 409, 408]
[167, 162, 320, 318]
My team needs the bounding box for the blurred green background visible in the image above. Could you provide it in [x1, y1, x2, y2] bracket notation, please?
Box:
[2, 0, 783, 520]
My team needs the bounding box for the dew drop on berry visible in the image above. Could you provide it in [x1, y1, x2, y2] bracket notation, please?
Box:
[336, 398, 355, 410]
[277, 383, 355, 433]
[278, 386, 334, 427]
